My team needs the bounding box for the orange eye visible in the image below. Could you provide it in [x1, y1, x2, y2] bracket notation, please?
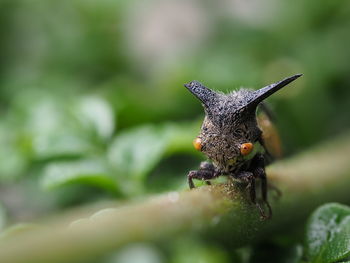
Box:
[240, 142, 253, 156]
[193, 137, 202, 151]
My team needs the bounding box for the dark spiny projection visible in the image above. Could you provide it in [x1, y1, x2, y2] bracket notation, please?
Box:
[184, 74, 302, 219]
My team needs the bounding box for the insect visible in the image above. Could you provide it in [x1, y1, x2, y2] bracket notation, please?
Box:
[184, 74, 302, 219]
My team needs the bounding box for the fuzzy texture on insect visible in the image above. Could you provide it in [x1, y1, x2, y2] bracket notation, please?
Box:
[184, 74, 302, 219]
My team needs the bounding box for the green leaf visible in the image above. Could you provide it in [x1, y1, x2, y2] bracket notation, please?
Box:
[73, 96, 115, 141]
[107, 122, 199, 194]
[40, 159, 118, 193]
[12, 93, 93, 160]
[305, 203, 350, 263]
[0, 125, 27, 181]
[108, 125, 170, 181]
[7, 91, 115, 162]
[163, 121, 200, 155]
[108, 122, 198, 179]
[33, 132, 93, 160]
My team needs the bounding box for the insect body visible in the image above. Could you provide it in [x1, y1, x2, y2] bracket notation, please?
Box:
[184, 74, 302, 219]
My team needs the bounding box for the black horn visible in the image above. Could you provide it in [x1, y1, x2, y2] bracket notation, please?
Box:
[184, 81, 219, 109]
[249, 74, 302, 107]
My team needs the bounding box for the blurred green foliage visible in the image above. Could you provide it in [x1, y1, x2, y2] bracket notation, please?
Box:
[305, 203, 350, 263]
[0, 0, 350, 262]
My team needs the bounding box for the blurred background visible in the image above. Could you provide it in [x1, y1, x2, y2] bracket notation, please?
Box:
[0, 0, 350, 262]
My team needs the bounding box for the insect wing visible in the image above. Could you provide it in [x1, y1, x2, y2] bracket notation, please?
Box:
[257, 112, 283, 159]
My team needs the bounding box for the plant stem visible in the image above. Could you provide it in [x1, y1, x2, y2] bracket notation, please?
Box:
[1, 133, 350, 263]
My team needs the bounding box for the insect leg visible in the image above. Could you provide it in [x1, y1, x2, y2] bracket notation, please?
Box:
[236, 171, 266, 219]
[199, 161, 215, 171]
[199, 162, 215, 185]
[259, 169, 272, 219]
[187, 168, 218, 189]
[252, 154, 272, 219]
[235, 171, 254, 188]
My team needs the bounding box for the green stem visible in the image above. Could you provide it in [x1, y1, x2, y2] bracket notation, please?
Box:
[1, 133, 350, 263]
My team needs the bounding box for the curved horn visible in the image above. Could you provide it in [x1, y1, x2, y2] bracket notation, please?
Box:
[249, 74, 302, 107]
[184, 81, 219, 109]
[232, 74, 302, 123]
